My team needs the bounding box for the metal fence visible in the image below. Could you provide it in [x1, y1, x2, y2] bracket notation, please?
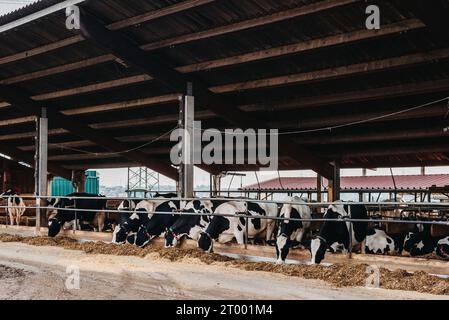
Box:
[1, 195, 449, 253]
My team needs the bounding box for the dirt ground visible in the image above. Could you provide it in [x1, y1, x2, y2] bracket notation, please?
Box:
[0, 242, 448, 300]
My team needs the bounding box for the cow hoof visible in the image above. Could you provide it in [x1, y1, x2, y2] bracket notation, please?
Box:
[275, 260, 285, 265]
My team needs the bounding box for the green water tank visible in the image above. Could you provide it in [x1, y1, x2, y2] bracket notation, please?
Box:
[50, 171, 100, 196]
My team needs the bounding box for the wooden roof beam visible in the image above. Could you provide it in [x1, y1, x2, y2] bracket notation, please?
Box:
[33, 75, 152, 101]
[2, 44, 446, 109]
[18, 133, 170, 152]
[0, 94, 181, 127]
[242, 79, 449, 112]
[0, 0, 217, 66]
[1, 19, 423, 85]
[0, 85, 178, 180]
[211, 48, 449, 93]
[107, 0, 216, 30]
[1, 79, 448, 144]
[79, 8, 335, 179]
[331, 143, 449, 158]
[272, 102, 448, 129]
[177, 19, 424, 73]
[0, 143, 71, 179]
[399, 0, 449, 41]
[141, 0, 359, 51]
[1, 77, 448, 138]
[294, 127, 448, 145]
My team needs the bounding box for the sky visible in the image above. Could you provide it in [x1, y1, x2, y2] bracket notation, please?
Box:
[1, 1, 449, 190]
[0, 0, 36, 15]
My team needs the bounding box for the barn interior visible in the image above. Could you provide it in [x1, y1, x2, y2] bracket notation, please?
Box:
[0, 0, 449, 207]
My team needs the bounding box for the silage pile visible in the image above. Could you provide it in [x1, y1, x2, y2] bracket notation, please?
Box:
[0, 234, 448, 295]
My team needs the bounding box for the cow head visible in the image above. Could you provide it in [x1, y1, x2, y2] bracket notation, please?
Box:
[0, 189, 16, 198]
[310, 205, 345, 264]
[135, 227, 151, 248]
[45, 198, 61, 219]
[310, 236, 328, 264]
[117, 200, 136, 212]
[198, 232, 213, 253]
[403, 232, 416, 253]
[164, 228, 178, 248]
[112, 225, 128, 244]
[127, 233, 137, 245]
[275, 204, 301, 264]
[165, 200, 213, 248]
[436, 237, 449, 260]
[275, 234, 289, 265]
[48, 218, 62, 237]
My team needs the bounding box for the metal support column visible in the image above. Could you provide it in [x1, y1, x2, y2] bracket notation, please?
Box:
[177, 93, 184, 198]
[35, 108, 48, 233]
[180, 83, 194, 199]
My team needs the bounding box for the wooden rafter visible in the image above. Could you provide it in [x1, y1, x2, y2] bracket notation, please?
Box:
[107, 0, 216, 30]
[0, 143, 71, 179]
[0, 19, 423, 86]
[140, 0, 359, 51]
[79, 8, 336, 178]
[2, 43, 446, 111]
[0, 85, 178, 179]
[210, 48, 449, 93]
[1, 81, 448, 143]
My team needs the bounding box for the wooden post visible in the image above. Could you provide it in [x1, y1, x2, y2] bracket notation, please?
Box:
[328, 180, 334, 202]
[212, 174, 222, 197]
[72, 170, 86, 193]
[316, 175, 322, 203]
[328, 162, 340, 202]
[348, 205, 353, 259]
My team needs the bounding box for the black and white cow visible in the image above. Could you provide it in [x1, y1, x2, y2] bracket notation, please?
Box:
[117, 199, 140, 212]
[403, 225, 438, 257]
[135, 200, 181, 248]
[0, 189, 26, 226]
[436, 237, 449, 260]
[112, 199, 165, 244]
[154, 193, 178, 199]
[275, 197, 312, 264]
[164, 200, 217, 248]
[310, 202, 368, 264]
[47, 193, 107, 237]
[365, 228, 398, 255]
[197, 201, 278, 253]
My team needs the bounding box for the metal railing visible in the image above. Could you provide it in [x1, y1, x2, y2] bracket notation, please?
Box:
[1, 196, 449, 247]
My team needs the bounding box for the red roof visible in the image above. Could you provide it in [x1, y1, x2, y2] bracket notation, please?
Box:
[242, 174, 449, 191]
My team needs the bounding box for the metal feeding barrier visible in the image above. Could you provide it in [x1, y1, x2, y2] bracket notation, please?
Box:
[1, 195, 449, 255]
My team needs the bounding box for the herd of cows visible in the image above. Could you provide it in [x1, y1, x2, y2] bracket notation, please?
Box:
[1, 190, 449, 264]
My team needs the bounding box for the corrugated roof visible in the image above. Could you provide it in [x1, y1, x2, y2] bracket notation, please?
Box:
[0, 1, 448, 176]
[0, 0, 55, 26]
[242, 174, 449, 191]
